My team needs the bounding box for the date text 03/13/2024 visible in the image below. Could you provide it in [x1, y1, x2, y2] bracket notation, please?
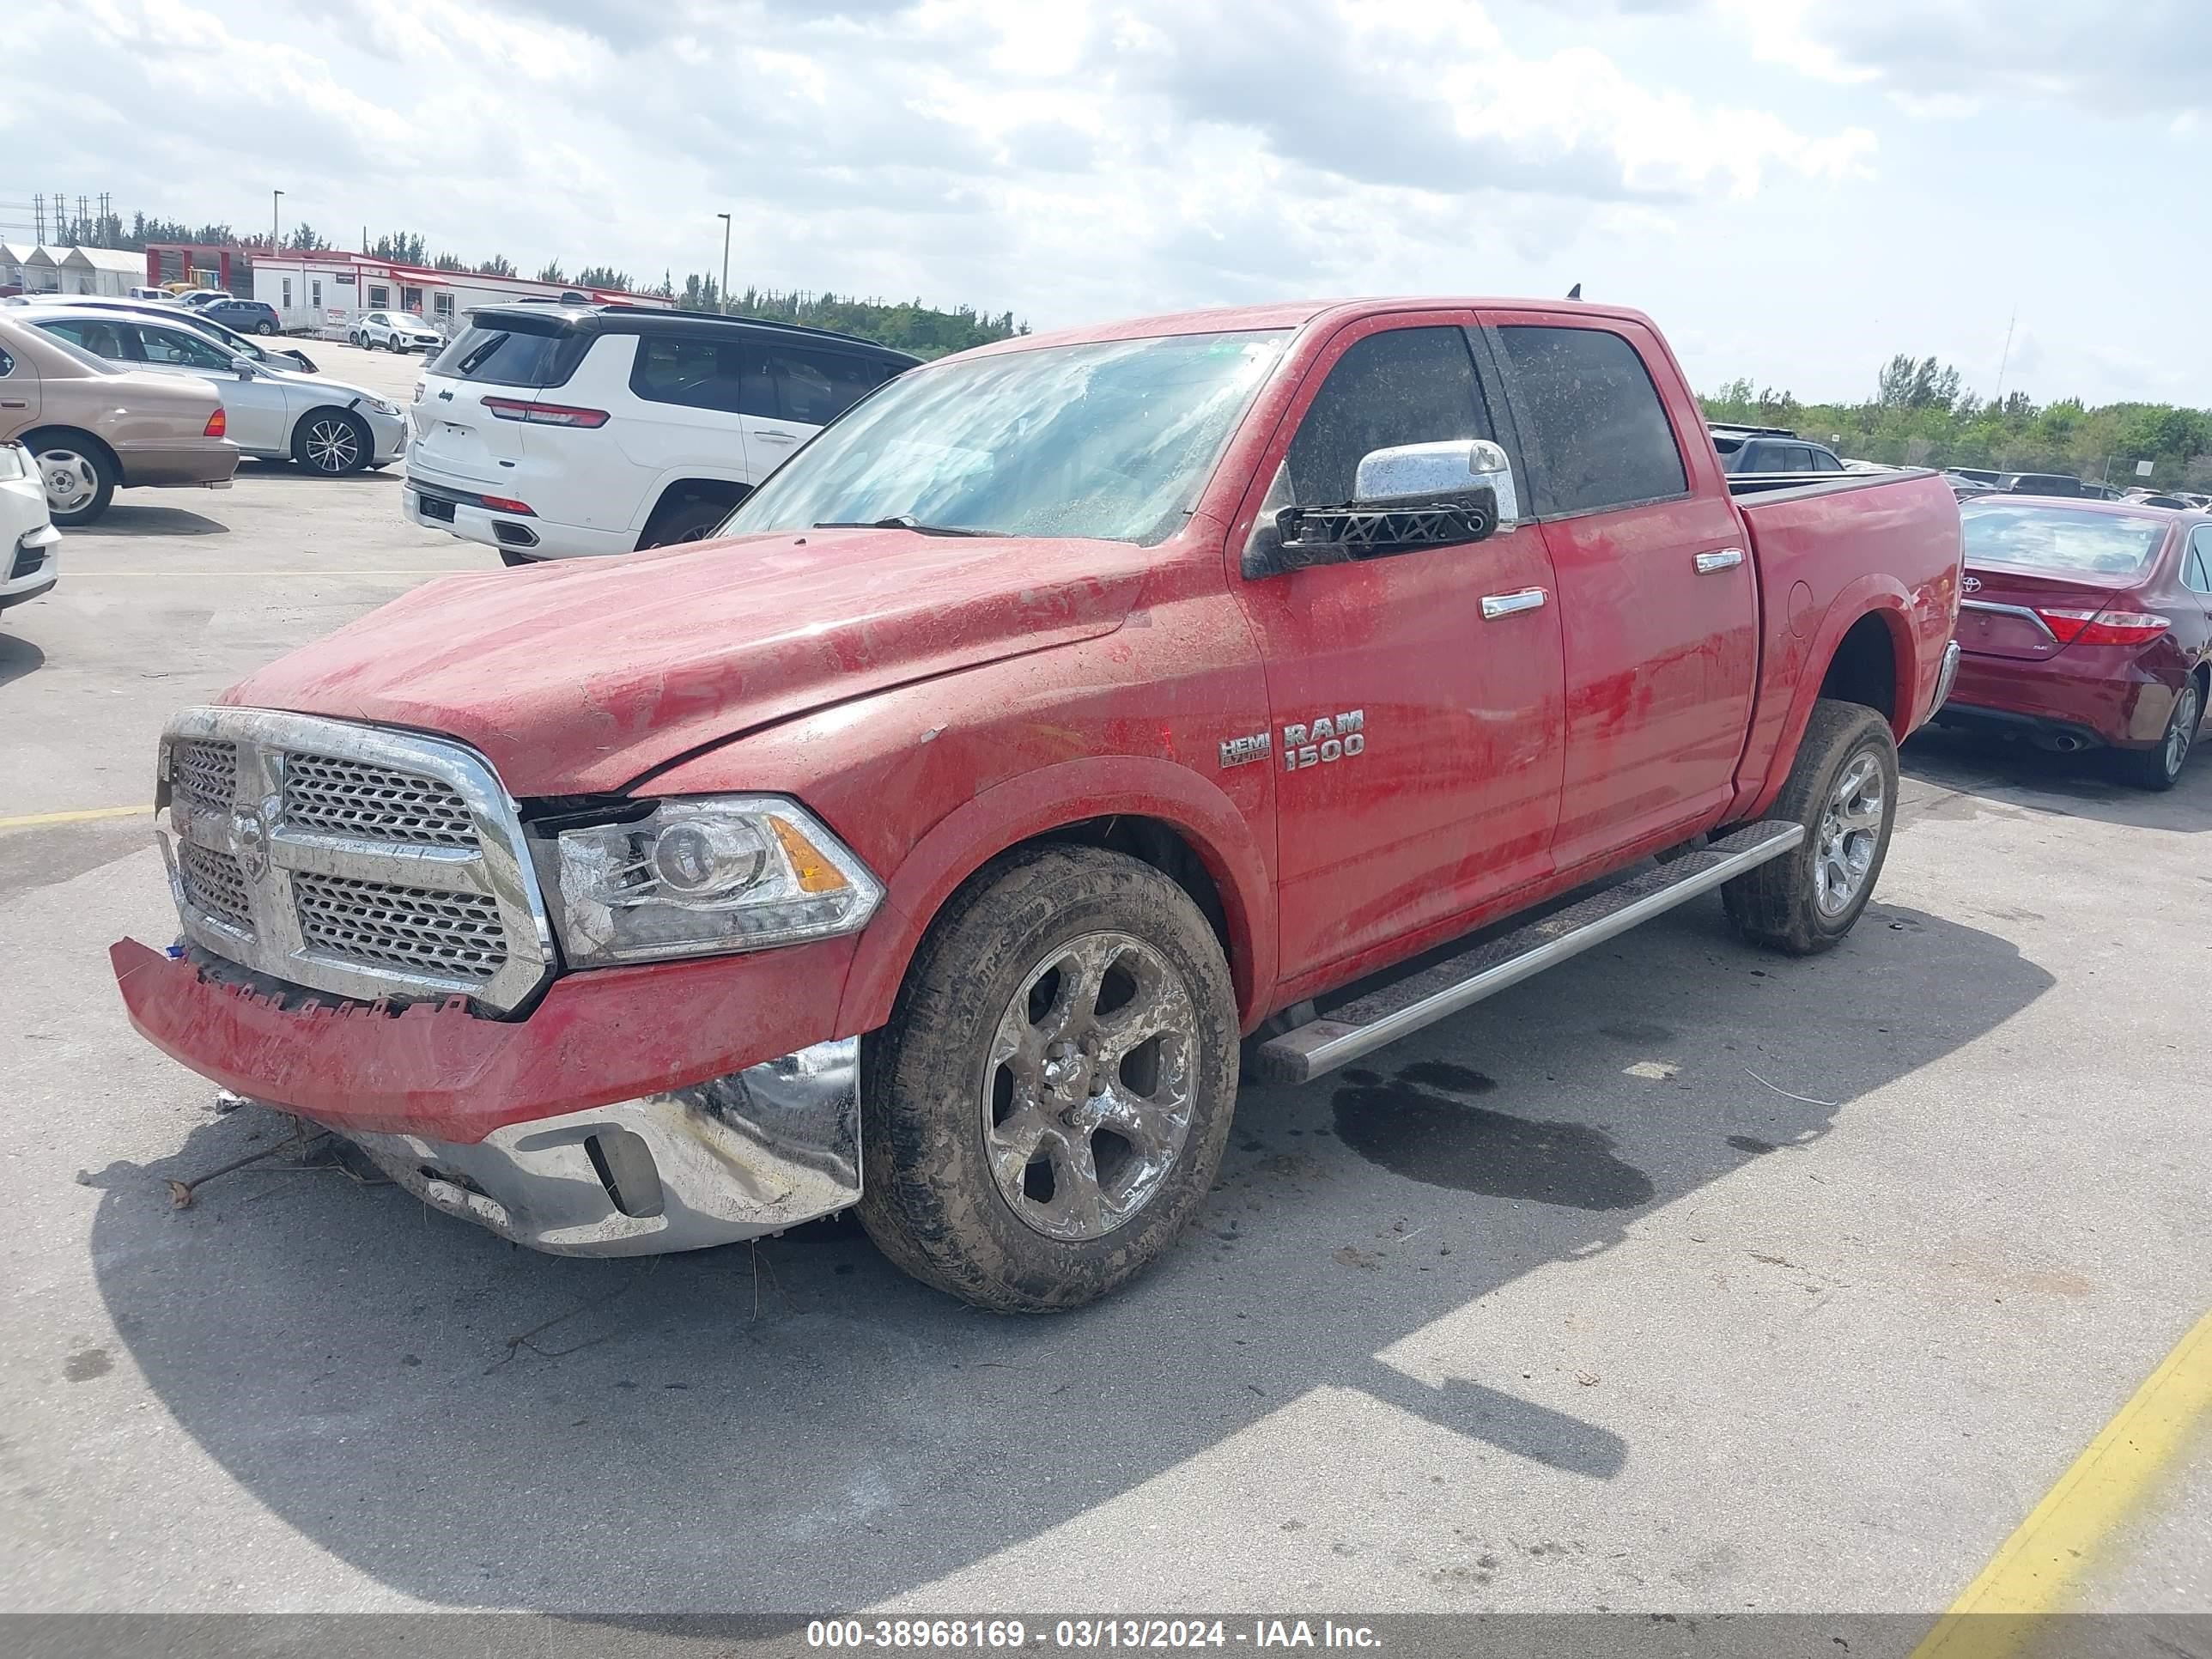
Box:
[805, 1619, 1383, 1650]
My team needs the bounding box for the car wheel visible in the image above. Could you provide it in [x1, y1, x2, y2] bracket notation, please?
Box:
[497, 549, 538, 568]
[856, 845, 1239, 1312]
[2115, 679, 2202, 791]
[635, 493, 738, 548]
[27, 432, 118, 527]
[1723, 698, 1899, 955]
[347, 331, 362, 348]
[291, 410, 372, 477]
[255, 320, 276, 336]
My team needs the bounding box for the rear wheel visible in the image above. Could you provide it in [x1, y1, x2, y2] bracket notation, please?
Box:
[1723, 698, 1898, 955]
[497, 549, 538, 568]
[857, 847, 1239, 1312]
[254, 320, 276, 335]
[636, 492, 738, 549]
[291, 410, 371, 477]
[27, 431, 118, 526]
[2115, 680, 2201, 791]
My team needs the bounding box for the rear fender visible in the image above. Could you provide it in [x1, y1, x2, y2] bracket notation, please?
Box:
[836, 755, 1277, 1036]
[1734, 579, 1920, 821]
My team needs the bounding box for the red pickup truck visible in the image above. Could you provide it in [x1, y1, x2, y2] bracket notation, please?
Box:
[112, 297, 1963, 1312]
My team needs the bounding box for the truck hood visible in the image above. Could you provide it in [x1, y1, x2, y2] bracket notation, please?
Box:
[222, 529, 1151, 794]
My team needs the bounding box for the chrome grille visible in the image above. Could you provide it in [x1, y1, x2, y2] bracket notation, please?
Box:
[294, 873, 507, 981]
[173, 740, 239, 815]
[155, 708, 553, 1012]
[178, 842, 253, 934]
[283, 754, 477, 846]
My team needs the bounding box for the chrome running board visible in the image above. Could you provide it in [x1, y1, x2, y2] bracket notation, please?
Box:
[1250, 821, 1806, 1086]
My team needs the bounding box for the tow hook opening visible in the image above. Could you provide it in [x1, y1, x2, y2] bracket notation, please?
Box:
[585, 1128, 666, 1218]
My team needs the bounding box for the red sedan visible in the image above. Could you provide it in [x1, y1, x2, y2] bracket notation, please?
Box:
[1936, 496, 2211, 789]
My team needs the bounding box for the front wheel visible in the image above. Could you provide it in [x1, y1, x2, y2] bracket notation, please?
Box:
[292, 410, 371, 476]
[1723, 698, 1899, 955]
[2115, 679, 2201, 791]
[857, 846, 1239, 1312]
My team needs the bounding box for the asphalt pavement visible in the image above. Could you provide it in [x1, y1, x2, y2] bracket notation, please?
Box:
[1, 364, 2205, 1627]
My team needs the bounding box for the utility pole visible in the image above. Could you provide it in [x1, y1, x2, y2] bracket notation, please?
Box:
[1993, 305, 2017, 406]
[272, 189, 284, 254]
[717, 212, 732, 314]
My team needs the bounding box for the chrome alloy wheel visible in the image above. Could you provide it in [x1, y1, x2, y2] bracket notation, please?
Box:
[302, 417, 361, 473]
[1814, 750, 1885, 917]
[2164, 684, 2200, 781]
[38, 449, 98, 514]
[980, 931, 1200, 1242]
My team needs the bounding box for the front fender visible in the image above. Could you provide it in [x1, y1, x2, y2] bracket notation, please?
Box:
[836, 755, 1278, 1036]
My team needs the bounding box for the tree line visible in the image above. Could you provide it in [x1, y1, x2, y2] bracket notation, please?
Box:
[67, 208, 1018, 360]
[1703, 354, 2212, 488]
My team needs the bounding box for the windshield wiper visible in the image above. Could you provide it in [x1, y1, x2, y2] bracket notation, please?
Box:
[811, 515, 995, 538]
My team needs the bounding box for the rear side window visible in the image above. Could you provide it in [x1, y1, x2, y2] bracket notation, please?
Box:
[1498, 325, 1686, 515]
[767, 348, 892, 428]
[629, 335, 774, 417]
[36, 319, 134, 362]
[434, 322, 592, 388]
[0, 347, 15, 376]
[1285, 325, 1492, 506]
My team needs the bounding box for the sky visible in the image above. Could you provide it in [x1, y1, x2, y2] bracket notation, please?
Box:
[7, 0, 2208, 407]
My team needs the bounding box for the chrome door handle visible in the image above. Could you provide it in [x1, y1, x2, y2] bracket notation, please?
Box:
[1694, 548, 1745, 574]
[1480, 587, 1547, 620]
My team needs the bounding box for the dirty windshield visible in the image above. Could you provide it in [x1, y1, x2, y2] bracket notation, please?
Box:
[721, 330, 1289, 545]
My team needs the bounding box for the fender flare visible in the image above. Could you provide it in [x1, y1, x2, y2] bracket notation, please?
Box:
[836, 755, 1278, 1036]
[1741, 577, 1919, 821]
[628, 467, 756, 536]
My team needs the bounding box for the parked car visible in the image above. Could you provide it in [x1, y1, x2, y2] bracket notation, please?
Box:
[404, 304, 918, 562]
[0, 313, 238, 526]
[176, 289, 223, 308]
[1942, 471, 2003, 501]
[350, 310, 445, 353]
[1708, 422, 1848, 475]
[2001, 471, 2087, 497]
[1936, 497, 2209, 788]
[191, 296, 283, 336]
[1949, 467, 2004, 486]
[125, 286, 176, 304]
[112, 295, 1963, 1311]
[3, 294, 319, 372]
[22, 307, 404, 477]
[0, 440, 61, 622]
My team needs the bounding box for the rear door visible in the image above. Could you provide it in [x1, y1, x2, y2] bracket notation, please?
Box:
[0, 338, 37, 434]
[623, 329, 759, 492]
[1486, 313, 1759, 868]
[750, 345, 895, 468]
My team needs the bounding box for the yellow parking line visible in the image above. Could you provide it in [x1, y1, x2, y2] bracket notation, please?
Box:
[0, 805, 153, 831]
[1911, 1307, 2212, 1657]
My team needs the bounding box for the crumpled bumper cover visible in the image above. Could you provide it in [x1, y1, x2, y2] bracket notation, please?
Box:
[108, 933, 859, 1144]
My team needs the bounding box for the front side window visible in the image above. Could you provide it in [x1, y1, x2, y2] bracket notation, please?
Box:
[768, 349, 891, 428]
[1284, 325, 1492, 507]
[723, 329, 1287, 546]
[629, 335, 770, 417]
[137, 325, 234, 370]
[1498, 324, 1687, 515]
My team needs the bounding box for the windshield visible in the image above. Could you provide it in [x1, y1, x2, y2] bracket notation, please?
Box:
[394, 313, 433, 329]
[721, 330, 1289, 545]
[1960, 502, 2168, 576]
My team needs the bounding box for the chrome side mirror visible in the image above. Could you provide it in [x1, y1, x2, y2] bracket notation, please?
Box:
[1246, 438, 1518, 576]
[1353, 438, 1519, 525]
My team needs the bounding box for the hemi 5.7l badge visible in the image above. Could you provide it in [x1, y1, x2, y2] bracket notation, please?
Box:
[1219, 732, 1272, 769]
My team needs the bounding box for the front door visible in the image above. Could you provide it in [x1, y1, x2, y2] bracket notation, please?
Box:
[1485, 313, 1759, 870]
[1231, 314, 1566, 985]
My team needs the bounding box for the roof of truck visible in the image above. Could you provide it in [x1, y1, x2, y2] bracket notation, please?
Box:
[966, 296, 1661, 358]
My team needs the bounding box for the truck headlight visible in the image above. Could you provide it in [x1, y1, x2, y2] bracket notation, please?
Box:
[542, 797, 882, 967]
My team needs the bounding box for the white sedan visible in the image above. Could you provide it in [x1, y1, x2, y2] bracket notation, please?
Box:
[0, 441, 61, 625]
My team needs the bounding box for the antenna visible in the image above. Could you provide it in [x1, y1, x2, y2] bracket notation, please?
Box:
[1993, 305, 2017, 404]
[1565, 282, 1582, 301]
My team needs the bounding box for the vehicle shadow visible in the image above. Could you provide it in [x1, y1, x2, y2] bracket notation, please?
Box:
[84, 900, 2051, 1613]
[0, 631, 45, 689]
[239, 459, 402, 485]
[1902, 723, 2212, 834]
[88, 505, 228, 537]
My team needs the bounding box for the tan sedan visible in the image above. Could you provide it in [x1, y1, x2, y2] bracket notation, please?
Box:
[0, 313, 240, 526]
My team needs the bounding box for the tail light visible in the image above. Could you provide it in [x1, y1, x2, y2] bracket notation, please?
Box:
[2034, 607, 2171, 646]
[481, 495, 534, 516]
[482, 397, 608, 428]
[204, 408, 227, 438]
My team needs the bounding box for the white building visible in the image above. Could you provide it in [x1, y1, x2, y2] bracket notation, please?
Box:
[21, 247, 61, 293]
[0, 243, 34, 291]
[57, 246, 144, 297]
[250, 251, 675, 336]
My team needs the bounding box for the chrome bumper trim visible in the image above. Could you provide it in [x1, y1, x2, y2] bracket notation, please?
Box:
[1930, 638, 1962, 720]
[337, 1036, 862, 1256]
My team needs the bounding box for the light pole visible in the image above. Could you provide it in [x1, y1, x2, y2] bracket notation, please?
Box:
[716, 212, 731, 314]
[272, 189, 283, 254]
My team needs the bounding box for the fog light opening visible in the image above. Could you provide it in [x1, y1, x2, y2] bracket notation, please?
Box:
[585, 1129, 665, 1218]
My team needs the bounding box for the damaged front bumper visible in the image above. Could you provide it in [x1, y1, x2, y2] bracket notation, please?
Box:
[335, 1038, 859, 1255]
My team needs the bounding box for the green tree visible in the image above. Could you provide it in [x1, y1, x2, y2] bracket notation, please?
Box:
[478, 253, 517, 278]
[537, 259, 568, 283]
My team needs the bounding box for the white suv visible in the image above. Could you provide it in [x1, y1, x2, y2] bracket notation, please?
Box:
[403, 305, 916, 562]
[353, 311, 446, 353]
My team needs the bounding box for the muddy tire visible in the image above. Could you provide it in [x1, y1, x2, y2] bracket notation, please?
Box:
[856, 846, 1239, 1312]
[1723, 698, 1898, 955]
